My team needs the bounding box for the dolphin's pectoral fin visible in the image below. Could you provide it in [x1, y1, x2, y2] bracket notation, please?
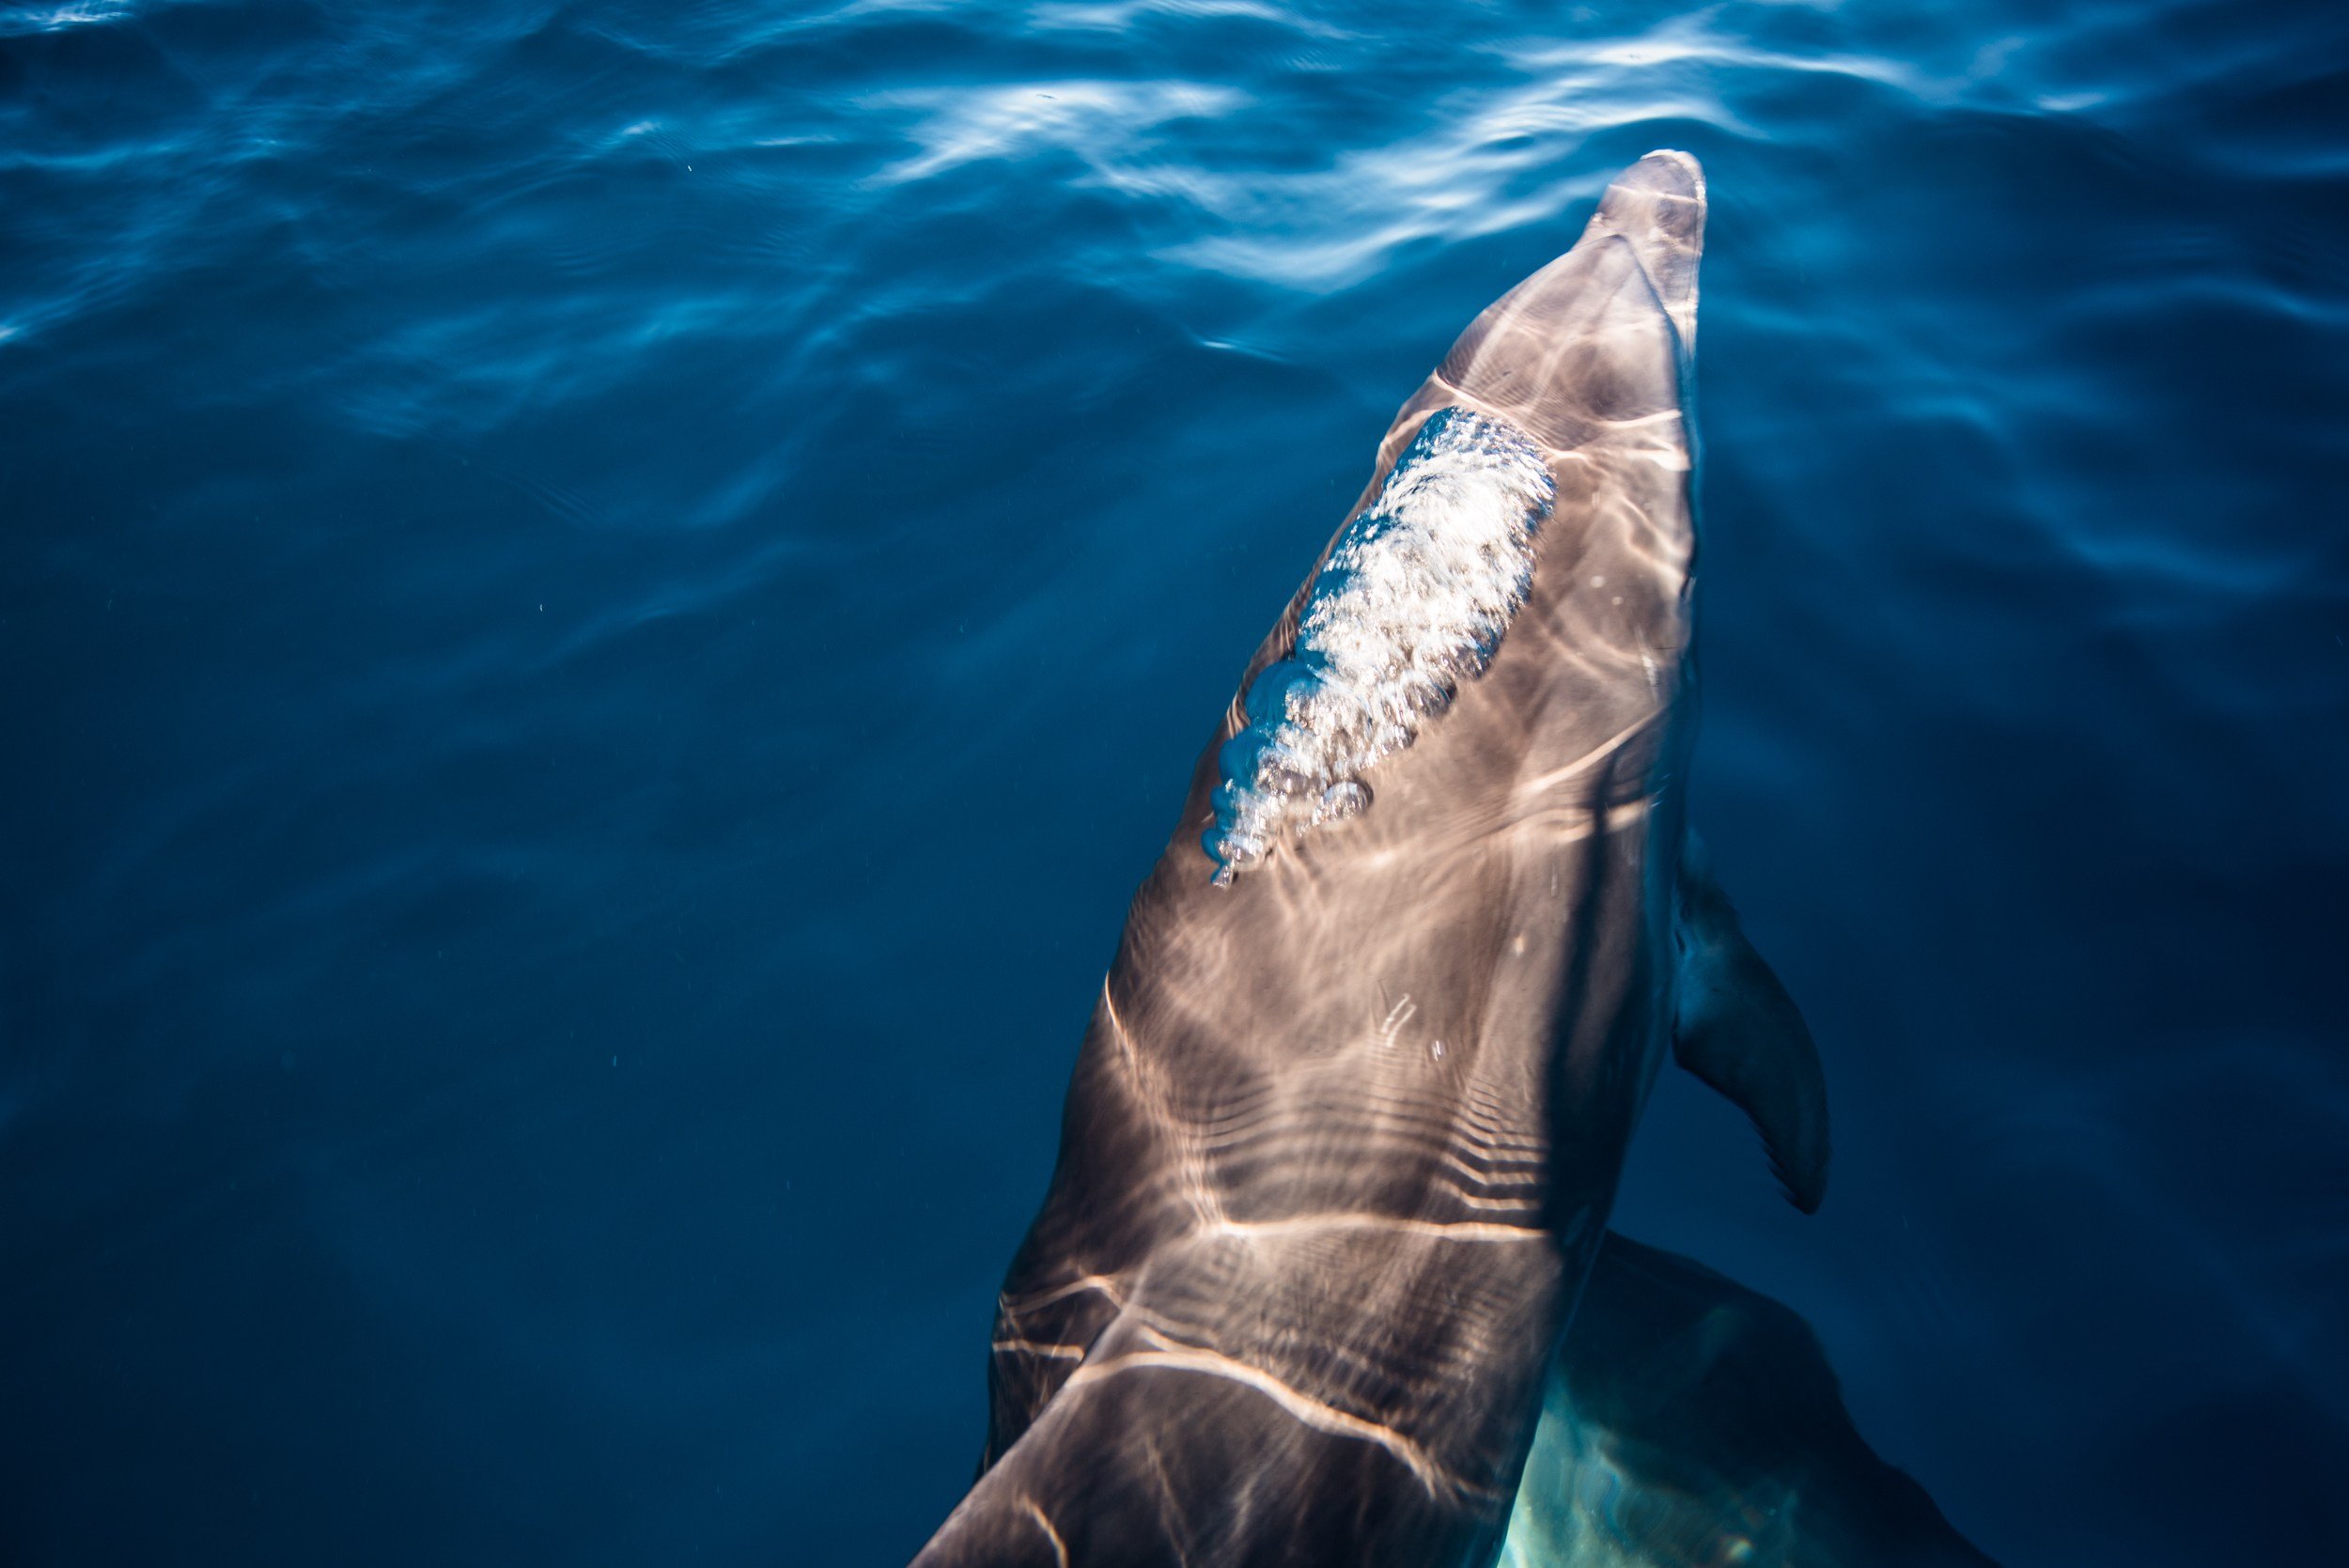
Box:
[1672, 838, 1831, 1212]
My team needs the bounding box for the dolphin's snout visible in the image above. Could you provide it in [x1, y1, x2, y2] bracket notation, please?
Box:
[1594, 148, 1705, 349]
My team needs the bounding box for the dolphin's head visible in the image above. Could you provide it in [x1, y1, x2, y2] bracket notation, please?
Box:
[1205, 151, 1708, 887]
[1435, 148, 1703, 448]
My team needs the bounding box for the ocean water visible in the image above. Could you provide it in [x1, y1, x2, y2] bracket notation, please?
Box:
[4, 0, 2346, 1562]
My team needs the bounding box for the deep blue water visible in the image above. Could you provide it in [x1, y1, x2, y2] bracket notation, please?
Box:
[5, 0, 2347, 1562]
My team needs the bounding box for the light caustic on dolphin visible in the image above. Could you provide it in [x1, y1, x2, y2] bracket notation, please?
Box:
[910, 151, 1849, 1568]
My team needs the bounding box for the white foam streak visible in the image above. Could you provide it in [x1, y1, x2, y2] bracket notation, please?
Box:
[1206, 409, 1553, 883]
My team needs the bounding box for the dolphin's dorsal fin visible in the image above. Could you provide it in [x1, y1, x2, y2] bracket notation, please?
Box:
[1672, 837, 1831, 1212]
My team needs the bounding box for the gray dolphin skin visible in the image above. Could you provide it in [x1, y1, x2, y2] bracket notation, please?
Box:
[910, 151, 1831, 1568]
[1498, 1234, 1999, 1568]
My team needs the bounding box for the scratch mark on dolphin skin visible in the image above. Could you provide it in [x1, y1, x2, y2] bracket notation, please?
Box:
[1002, 1273, 1129, 1313]
[1448, 1189, 1545, 1215]
[1017, 1498, 1070, 1568]
[1503, 796, 1655, 848]
[1212, 1215, 1545, 1244]
[1066, 1327, 1486, 1502]
[1101, 979, 1233, 1231]
[1134, 1430, 1195, 1567]
[1594, 409, 1684, 431]
[993, 1337, 1090, 1360]
[1100, 978, 1143, 1080]
[1429, 1144, 1545, 1199]
[1511, 712, 1661, 798]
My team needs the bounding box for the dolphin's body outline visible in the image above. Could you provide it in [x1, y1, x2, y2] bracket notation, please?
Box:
[910, 151, 1828, 1568]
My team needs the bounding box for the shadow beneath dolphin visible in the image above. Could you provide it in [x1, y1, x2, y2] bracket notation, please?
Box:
[1500, 1234, 1999, 1568]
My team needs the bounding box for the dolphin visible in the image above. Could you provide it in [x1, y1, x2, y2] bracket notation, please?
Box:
[910, 150, 1829, 1568]
[1498, 1233, 1999, 1568]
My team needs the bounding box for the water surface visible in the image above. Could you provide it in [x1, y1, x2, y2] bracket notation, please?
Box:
[4, 1, 2346, 1562]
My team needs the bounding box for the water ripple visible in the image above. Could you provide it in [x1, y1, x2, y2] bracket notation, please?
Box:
[3, 0, 2344, 1563]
